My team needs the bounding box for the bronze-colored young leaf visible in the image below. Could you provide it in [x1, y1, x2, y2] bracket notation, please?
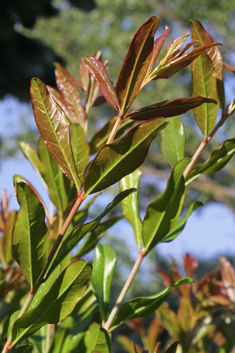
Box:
[12, 176, 48, 290]
[84, 57, 119, 110]
[224, 61, 235, 74]
[220, 257, 235, 303]
[190, 19, 225, 109]
[30, 78, 81, 190]
[125, 97, 216, 121]
[54, 62, 86, 125]
[191, 52, 218, 136]
[160, 33, 190, 65]
[115, 16, 161, 113]
[84, 118, 167, 195]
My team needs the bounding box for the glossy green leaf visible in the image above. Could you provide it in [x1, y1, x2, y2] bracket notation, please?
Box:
[161, 201, 202, 243]
[84, 118, 167, 195]
[84, 57, 119, 110]
[54, 62, 86, 125]
[30, 78, 81, 190]
[115, 16, 161, 113]
[111, 278, 193, 330]
[70, 123, 89, 183]
[38, 137, 69, 213]
[48, 189, 134, 276]
[150, 43, 220, 80]
[2, 210, 16, 266]
[11, 261, 92, 346]
[190, 19, 225, 109]
[161, 116, 185, 166]
[91, 244, 116, 321]
[186, 138, 235, 184]
[89, 116, 134, 155]
[120, 169, 142, 249]
[19, 141, 41, 176]
[76, 323, 110, 353]
[48, 328, 70, 353]
[143, 159, 190, 253]
[12, 176, 48, 289]
[125, 97, 216, 121]
[191, 52, 218, 136]
[73, 216, 122, 259]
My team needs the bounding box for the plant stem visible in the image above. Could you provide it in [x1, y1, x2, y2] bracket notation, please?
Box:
[106, 115, 123, 144]
[104, 251, 144, 332]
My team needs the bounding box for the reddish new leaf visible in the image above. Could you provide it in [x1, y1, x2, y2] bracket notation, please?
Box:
[224, 61, 235, 74]
[84, 57, 119, 110]
[190, 19, 225, 109]
[125, 96, 216, 121]
[220, 257, 235, 303]
[79, 57, 90, 92]
[115, 16, 161, 113]
[151, 43, 220, 80]
[47, 85, 72, 122]
[160, 33, 190, 65]
[54, 62, 86, 125]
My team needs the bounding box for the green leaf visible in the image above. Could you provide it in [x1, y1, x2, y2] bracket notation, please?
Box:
[89, 116, 134, 155]
[143, 159, 190, 253]
[19, 141, 41, 176]
[12, 176, 48, 289]
[48, 189, 135, 276]
[54, 62, 86, 125]
[38, 137, 69, 213]
[13, 345, 33, 353]
[186, 138, 235, 184]
[161, 116, 185, 166]
[2, 210, 16, 266]
[48, 328, 70, 353]
[73, 217, 122, 259]
[120, 169, 142, 249]
[161, 201, 203, 243]
[191, 52, 218, 137]
[77, 323, 110, 353]
[125, 97, 216, 121]
[165, 342, 179, 353]
[115, 16, 161, 113]
[84, 118, 167, 195]
[84, 57, 119, 110]
[11, 260, 92, 347]
[190, 19, 225, 109]
[91, 244, 117, 321]
[70, 123, 89, 183]
[30, 78, 81, 190]
[111, 278, 193, 330]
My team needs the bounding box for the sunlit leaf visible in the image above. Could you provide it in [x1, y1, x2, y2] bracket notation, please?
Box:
[84, 118, 167, 195]
[143, 159, 190, 253]
[161, 116, 185, 166]
[48, 328, 70, 353]
[76, 323, 110, 353]
[190, 19, 225, 109]
[19, 141, 41, 176]
[125, 97, 216, 121]
[91, 244, 117, 321]
[160, 33, 190, 65]
[120, 169, 142, 249]
[186, 138, 235, 184]
[165, 342, 179, 353]
[47, 85, 72, 122]
[11, 261, 92, 346]
[111, 278, 193, 330]
[30, 78, 81, 190]
[12, 176, 48, 290]
[224, 61, 235, 74]
[115, 16, 161, 113]
[84, 57, 119, 110]
[54, 62, 86, 125]
[70, 123, 89, 183]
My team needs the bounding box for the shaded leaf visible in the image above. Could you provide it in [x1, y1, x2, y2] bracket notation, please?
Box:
[143, 159, 190, 253]
[11, 261, 92, 346]
[186, 138, 235, 184]
[120, 169, 142, 249]
[161, 116, 185, 166]
[77, 323, 110, 353]
[30, 78, 81, 190]
[48, 328, 70, 353]
[2, 210, 16, 266]
[220, 257, 235, 303]
[161, 201, 202, 243]
[84, 118, 167, 195]
[165, 342, 179, 353]
[70, 123, 89, 183]
[84, 57, 119, 110]
[91, 244, 117, 321]
[13, 345, 33, 353]
[73, 216, 122, 259]
[54, 62, 86, 125]
[12, 176, 48, 289]
[191, 52, 218, 136]
[111, 278, 193, 330]
[115, 16, 161, 113]
[125, 97, 216, 121]
[190, 19, 225, 109]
